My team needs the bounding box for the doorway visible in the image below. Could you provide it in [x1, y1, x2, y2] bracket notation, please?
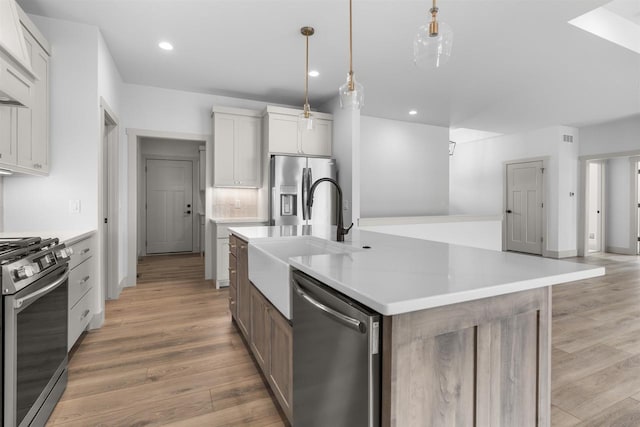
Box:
[586, 161, 605, 254]
[145, 159, 194, 254]
[100, 98, 120, 302]
[636, 160, 640, 255]
[505, 160, 544, 255]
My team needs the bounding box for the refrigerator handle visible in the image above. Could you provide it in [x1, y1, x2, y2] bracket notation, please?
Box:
[307, 167, 312, 220]
[302, 167, 308, 220]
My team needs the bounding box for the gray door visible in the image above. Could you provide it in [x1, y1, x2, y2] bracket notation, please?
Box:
[146, 159, 194, 254]
[506, 161, 543, 255]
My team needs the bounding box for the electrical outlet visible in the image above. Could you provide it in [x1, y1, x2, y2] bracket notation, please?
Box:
[343, 200, 350, 211]
[234, 199, 241, 209]
[69, 200, 81, 214]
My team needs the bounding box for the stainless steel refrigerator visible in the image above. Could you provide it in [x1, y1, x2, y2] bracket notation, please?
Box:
[270, 155, 337, 226]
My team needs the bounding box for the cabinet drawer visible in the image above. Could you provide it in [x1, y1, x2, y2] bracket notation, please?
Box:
[68, 237, 94, 270]
[68, 288, 92, 350]
[69, 258, 93, 308]
[229, 234, 238, 256]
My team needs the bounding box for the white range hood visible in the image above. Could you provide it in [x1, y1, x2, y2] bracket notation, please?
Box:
[0, 0, 36, 107]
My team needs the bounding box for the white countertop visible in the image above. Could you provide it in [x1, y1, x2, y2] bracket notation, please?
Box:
[211, 217, 268, 224]
[0, 229, 96, 245]
[230, 225, 605, 316]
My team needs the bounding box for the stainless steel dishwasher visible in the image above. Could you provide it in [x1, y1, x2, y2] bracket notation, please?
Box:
[292, 269, 381, 427]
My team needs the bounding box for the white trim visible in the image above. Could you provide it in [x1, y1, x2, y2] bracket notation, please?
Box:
[605, 246, 637, 255]
[99, 98, 120, 307]
[89, 310, 105, 330]
[546, 250, 578, 259]
[631, 156, 640, 255]
[126, 128, 212, 287]
[140, 155, 199, 256]
[502, 157, 549, 257]
[211, 106, 262, 117]
[359, 215, 503, 227]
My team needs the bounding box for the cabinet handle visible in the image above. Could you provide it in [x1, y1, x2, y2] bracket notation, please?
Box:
[240, 245, 247, 249]
[80, 248, 91, 255]
[79, 275, 90, 285]
[228, 268, 236, 274]
[229, 244, 236, 249]
[80, 309, 90, 320]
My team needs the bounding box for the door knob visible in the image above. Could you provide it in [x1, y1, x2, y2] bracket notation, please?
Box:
[187, 204, 191, 208]
[185, 210, 191, 214]
[506, 210, 512, 213]
[597, 210, 600, 214]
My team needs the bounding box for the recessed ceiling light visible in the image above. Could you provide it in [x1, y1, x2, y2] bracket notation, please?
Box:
[308, 70, 320, 77]
[158, 41, 174, 51]
[409, 110, 418, 115]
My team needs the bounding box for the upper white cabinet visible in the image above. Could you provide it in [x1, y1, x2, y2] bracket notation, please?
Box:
[263, 106, 332, 157]
[16, 27, 49, 173]
[0, 10, 50, 175]
[213, 107, 262, 188]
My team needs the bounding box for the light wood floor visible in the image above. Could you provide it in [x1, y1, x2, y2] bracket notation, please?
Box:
[46, 253, 287, 426]
[552, 252, 640, 427]
[46, 252, 640, 426]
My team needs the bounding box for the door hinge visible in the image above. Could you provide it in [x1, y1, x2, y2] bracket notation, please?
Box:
[104, 218, 108, 224]
[541, 167, 545, 174]
[541, 236, 544, 243]
[541, 203, 544, 208]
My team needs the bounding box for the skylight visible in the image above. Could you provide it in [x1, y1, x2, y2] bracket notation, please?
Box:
[569, 0, 640, 55]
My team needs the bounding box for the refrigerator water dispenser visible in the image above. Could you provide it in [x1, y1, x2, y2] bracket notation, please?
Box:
[281, 194, 297, 216]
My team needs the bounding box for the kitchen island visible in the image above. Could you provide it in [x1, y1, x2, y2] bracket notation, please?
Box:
[228, 225, 604, 426]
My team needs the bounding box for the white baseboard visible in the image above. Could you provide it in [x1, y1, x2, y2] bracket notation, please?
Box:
[546, 249, 578, 259]
[89, 310, 105, 330]
[605, 246, 636, 255]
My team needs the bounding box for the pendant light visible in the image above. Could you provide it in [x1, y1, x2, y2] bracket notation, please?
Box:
[338, 0, 364, 109]
[298, 26, 316, 132]
[414, 0, 453, 69]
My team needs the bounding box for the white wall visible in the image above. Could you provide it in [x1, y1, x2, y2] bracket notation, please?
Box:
[450, 126, 578, 256]
[4, 16, 99, 231]
[605, 157, 633, 252]
[580, 115, 640, 157]
[360, 116, 449, 217]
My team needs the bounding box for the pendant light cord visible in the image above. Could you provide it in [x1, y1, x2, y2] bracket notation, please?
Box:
[349, 0, 353, 75]
[305, 34, 309, 108]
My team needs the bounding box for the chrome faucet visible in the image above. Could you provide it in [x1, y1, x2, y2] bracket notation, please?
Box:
[307, 178, 353, 242]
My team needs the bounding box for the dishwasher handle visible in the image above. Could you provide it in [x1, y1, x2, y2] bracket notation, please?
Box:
[295, 284, 366, 333]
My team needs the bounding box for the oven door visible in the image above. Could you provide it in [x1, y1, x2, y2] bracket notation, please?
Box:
[4, 265, 69, 427]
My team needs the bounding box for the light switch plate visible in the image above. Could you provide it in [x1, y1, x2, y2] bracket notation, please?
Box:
[69, 200, 81, 214]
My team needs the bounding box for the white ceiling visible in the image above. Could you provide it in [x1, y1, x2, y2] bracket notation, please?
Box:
[16, 0, 640, 134]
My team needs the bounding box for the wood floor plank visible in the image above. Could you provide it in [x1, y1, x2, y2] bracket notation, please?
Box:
[551, 405, 581, 427]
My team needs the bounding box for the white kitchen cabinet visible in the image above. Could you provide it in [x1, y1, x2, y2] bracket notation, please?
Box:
[263, 105, 332, 157]
[16, 27, 49, 173]
[213, 107, 262, 188]
[67, 233, 96, 350]
[0, 11, 50, 175]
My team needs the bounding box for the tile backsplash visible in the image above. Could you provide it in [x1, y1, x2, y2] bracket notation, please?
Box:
[213, 188, 259, 218]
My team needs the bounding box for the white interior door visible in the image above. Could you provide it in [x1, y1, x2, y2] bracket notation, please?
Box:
[587, 161, 604, 253]
[506, 161, 543, 255]
[146, 159, 194, 254]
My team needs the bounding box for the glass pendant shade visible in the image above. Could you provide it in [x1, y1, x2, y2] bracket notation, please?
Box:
[414, 20, 453, 69]
[339, 74, 364, 109]
[298, 106, 316, 133]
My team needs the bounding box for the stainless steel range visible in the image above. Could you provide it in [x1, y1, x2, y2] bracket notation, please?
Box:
[1, 237, 71, 427]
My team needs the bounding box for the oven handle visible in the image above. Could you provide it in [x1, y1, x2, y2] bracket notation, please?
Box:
[13, 269, 69, 309]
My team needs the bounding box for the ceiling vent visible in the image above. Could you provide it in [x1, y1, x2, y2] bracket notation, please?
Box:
[562, 134, 574, 143]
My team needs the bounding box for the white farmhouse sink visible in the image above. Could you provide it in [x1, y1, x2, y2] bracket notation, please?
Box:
[248, 236, 361, 319]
